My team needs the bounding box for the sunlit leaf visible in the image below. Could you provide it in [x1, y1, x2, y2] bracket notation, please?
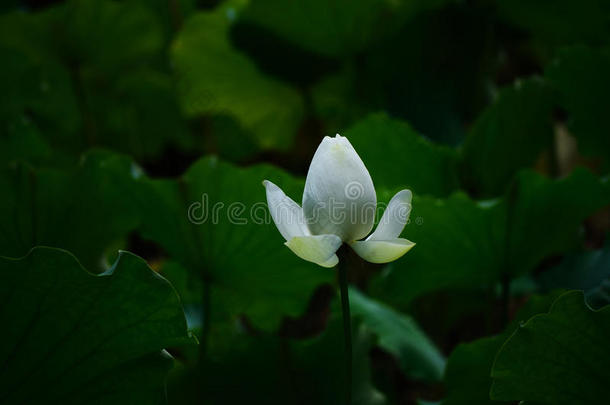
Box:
[172, 1, 304, 150]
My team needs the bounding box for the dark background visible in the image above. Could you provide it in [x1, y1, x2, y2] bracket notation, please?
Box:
[1, 0, 610, 404]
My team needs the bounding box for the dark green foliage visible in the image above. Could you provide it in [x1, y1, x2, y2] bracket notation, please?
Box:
[349, 287, 446, 382]
[0, 247, 193, 405]
[2, 0, 610, 403]
[442, 291, 565, 405]
[460, 79, 555, 196]
[546, 46, 610, 168]
[137, 157, 333, 331]
[345, 113, 459, 197]
[0, 150, 142, 270]
[371, 169, 609, 309]
[491, 291, 610, 404]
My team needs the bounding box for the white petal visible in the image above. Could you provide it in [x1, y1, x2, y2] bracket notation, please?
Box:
[302, 134, 376, 242]
[367, 190, 412, 241]
[285, 234, 342, 268]
[263, 180, 309, 241]
[349, 238, 415, 264]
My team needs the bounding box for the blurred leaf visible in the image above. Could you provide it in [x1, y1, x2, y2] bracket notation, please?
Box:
[0, 116, 53, 165]
[0, 43, 81, 149]
[291, 313, 386, 405]
[137, 157, 333, 331]
[58, 0, 164, 72]
[442, 335, 504, 405]
[546, 46, 610, 169]
[240, 0, 449, 57]
[345, 113, 459, 197]
[0, 1, 190, 162]
[349, 287, 446, 382]
[0, 150, 142, 270]
[0, 247, 194, 405]
[169, 311, 385, 405]
[80, 69, 193, 160]
[371, 169, 609, 307]
[0, 0, 164, 72]
[506, 168, 610, 277]
[441, 291, 565, 405]
[490, 291, 610, 404]
[228, 19, 341, 88]
[495, 0, 610, 47]
[311, 65, 367, 132]
[370, 192, 504, 307]
[128, 0, 198, 40]
[207, 114, 260, 163]
[537, 242, 610, 294]
[172, 1, 304, 150]
[460, 79, 555, 196]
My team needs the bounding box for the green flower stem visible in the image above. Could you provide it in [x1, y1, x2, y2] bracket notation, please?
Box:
[337, 249, 352, 405]
[199, 277, 211, 362]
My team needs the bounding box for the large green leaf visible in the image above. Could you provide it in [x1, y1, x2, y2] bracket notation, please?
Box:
[546, 46, 610, 169]
[460, 79, 555, 196]
[0, 247, 193, 405]
[506, 168, 610, 277]
[491, 291, 610, 404]
[137, 157, 333, 331]
[441, 335, 504, 405]
[441, 291, 564, 405]
[349, 287, 446, 382]
[0, 116, 54, 166]
[239, 0, 448, 57]
[54, 0, 164, 72]
[0, 150, 142, 270]
[80, 68, 193, 160]
[171, 1, 304, 150]
[0, 1, 191, 162]
[369, 192, 504, 307]
[345, 113, 459, 197]
[371, 169, 609, 308]
[0, 42, 80, 153]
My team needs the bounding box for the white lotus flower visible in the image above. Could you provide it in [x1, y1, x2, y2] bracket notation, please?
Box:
[263, 134, 415, 268]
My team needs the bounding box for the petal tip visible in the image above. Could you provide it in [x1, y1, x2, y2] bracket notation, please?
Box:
[396, 189, 413, 202]
[350, 238, 415, 264]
